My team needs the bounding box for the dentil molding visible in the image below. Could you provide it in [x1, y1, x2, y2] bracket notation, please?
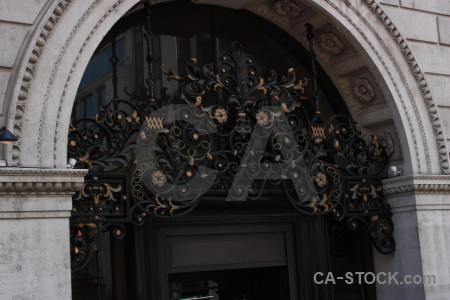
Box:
[360, 0, 449, 173]
[382, 175, 450, 196]
[7, 0, 449, 175]
[0, 168, 87, 195]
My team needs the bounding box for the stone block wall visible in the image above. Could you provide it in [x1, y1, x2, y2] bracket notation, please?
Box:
[0, 1, 449, 300]
[1, 0, 450, 164]
[0, 0, 47, 115]
[379, 0, 450, 154]
[0, 0, 49, 165]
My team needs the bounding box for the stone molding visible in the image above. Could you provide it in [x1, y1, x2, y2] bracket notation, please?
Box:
[256, 0, 447, 174]
[0, 168, 87, 195]
[4, 0, 448, 175]
[11, 0, 73, 165]
[361, 0, 449, 173]
[319, 0, 422, 173]
[382, 175, 450, 196]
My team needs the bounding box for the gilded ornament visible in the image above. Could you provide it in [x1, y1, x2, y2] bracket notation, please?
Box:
[151, 170, 167, 187]
[256, 110, 271, 126]
[315, 172, 328, 187]
[214, 108, 228, 123]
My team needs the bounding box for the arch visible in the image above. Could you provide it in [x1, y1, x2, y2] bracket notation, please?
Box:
[3, 0, 448, 175]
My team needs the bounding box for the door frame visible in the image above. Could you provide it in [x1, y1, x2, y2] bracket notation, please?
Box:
[142, 211, 332, 300]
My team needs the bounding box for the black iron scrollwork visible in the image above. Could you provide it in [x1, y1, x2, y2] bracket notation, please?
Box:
[69, 25, 395, 271]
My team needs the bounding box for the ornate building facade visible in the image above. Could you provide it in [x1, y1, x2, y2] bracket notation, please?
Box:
[0, 0, 449, 299]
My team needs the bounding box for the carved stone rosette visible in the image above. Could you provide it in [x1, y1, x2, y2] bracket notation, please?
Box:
[272, 0, 301, 18]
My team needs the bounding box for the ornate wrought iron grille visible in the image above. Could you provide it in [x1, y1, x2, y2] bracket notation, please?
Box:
[68, 9, 395, 272]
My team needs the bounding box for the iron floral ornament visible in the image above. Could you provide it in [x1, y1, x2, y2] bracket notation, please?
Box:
[69, 41, 395, 272]
[133, 42, 394, 252]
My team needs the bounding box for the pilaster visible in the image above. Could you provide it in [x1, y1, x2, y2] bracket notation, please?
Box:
[374, 175, 450, 300]
[0, 168, 86, 300]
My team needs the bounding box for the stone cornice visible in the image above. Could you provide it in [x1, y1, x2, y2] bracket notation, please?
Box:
[382, 175, 450, 196]
[361, 0, 449, 173]
[0, 168, 87, 195]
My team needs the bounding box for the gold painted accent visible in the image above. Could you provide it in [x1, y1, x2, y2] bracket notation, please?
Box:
[309, 204, 318, 213]
[70, 140, 76, 147]
[206, 153, 213, 160]
[315, 172, 327, 187]
[195, 96, 202, 107]
[332, 139, 340, 149]
[370, 184, 380, 198]
[311, 126, 326, 138]
[151, 170, 167, 187]
[79, 153, 92, 168]
[186, 170, 193, 177]
[258, 87, 268, 94]
[139, 131, 146, 140]
[192, 133, 199, 140]
[214, 83, 223, 91]
[214, 108, 228, 123]
[256, 111, 270, 126]
[189, 157, 194, 166]
[169, 74, 182, 81]
[321, 203, 329, 211]
[145, 116, 164, 129]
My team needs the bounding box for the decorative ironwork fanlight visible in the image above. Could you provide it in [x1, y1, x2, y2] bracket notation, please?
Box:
[68, 6, 395, 271]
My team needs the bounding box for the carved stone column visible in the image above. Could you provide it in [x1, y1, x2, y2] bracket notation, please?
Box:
[375, 175, 450, 300]
[0, 168, 86, 299]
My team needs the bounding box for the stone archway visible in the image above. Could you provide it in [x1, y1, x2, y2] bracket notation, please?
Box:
[7, 1, 448, 174]
[3, 0, 448, 175]
[2, 0, 449, 299]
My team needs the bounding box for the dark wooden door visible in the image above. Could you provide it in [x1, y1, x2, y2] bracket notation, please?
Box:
[145, 213, 331, 300]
